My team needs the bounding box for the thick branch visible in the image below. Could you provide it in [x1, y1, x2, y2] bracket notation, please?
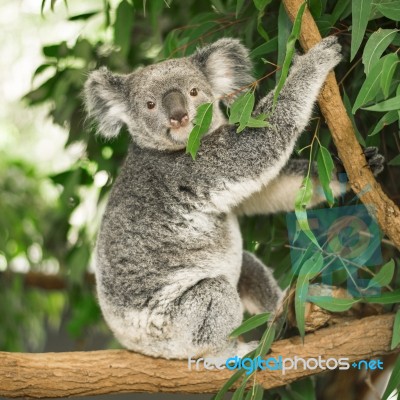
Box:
[0, 314, 397, 398]
[282, 0, 400, 249]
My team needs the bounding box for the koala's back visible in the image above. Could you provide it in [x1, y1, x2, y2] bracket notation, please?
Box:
[96, 143, 243, 312]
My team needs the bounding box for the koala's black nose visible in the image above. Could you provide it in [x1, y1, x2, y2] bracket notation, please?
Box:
[162, 90, 189, 129]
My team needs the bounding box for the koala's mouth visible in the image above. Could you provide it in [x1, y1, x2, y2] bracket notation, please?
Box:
[166, 124, 193, 145]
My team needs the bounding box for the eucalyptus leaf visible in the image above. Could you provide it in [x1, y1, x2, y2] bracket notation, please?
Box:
[352, 55, 388, 113]
[351, 0, 373, 61]
[367, 259, 395, 289]
[382, 354, 400, 400]
[186, 103, 213, 159]
[317, 146, 335, 206]
[369, 110, 399, 136]
[295, 253, 324, 337]
[362, 29, 397, 75]
[376, 2, 400, 21]
[364, 288, 400, 304]
[388, 154, 400, 166]
[274, 2, 306, 104]
[381, 53, 400, 98]
[362, 94, 400, 111]
[230, 313, 270, 338]
[391, 310, 400, 350]
[308, 296, 360, 311]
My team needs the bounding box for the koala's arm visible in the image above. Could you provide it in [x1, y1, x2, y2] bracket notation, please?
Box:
[233, 159, 344, 216]
[233, 147, 385, 216]
[172, 37, 342, 213]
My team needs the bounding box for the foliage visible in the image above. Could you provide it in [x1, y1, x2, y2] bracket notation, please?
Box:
[1, 0, 400, 398]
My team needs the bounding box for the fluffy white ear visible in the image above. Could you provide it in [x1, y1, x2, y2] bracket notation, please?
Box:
[84, 67, 129, 138]
[190, 38, 254, 101]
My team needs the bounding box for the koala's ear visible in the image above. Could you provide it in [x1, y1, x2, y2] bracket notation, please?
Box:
[84, 67, 129, 138]
[190, 38, 254, 100]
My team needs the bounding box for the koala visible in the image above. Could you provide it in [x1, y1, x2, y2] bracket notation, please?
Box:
[84, 36, 383, 360]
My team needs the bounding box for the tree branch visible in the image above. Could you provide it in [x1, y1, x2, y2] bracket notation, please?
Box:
[282, 0, 400, 249]
[0, 314, 397, 398]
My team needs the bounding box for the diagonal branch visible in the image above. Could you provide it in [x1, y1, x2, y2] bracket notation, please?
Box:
[0, 314, 397, 398]
[282, 0, 400, 249]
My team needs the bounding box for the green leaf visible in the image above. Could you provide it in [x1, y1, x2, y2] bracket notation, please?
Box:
[295, 253, 324, 337]
[245, 116, 270, 128]
[352, 55, 388, 113]
[342, 89, 366, 146]
[257, 11, 270, 42]
[230, 313, 270, 338]
[308, 296, 360, 312]
[362, 29, 398, 75]
[214, 369, 246, 400]
[250, 37, 278, 58]
[381, 53, 400, 98]
[290, 378, 316, 400]
[295, 177, 320, 248]
[367, 259, 395, 289]
[186, 103, 213, 159]
[376, 2, 400, 21]
[317, 146, 335, 206]
[362, 94, 400, 112]
[274, 1, 306, 104]
[236, 0, 246, 17]
[389, 154, 400, 166]
[364, 288, 400, 304]
[232, 379, 247, 400]
[253, 0, 271, 11]
[309, 0, 323, 18]
[245, 385, 264, 400]
[382, 354, 400, 400]
[391, 310, 400, 350]
[114, 0, 134, 57]
[276, 2, 293, 82]
[369, 110, 399, 136]
[331, 0, 351, 25]
[229, 92, 256, 133]
[351, 0, 373, 61]
[256, 324, 276, 357]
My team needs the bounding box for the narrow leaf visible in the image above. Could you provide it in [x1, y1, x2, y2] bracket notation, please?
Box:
[369, 110, 399, 136]
[362, 95, 400, 112]
[367, 259, 395, 289]
[317, 146, 335, 205]
[295, 254, 324, 337]
[230, 313, 270, 338]
[376, 2, 400, 21]
[351, 0, 373, 61]
[381, 53, 400, 98]
[186, 103, 213, 159]
[245, 384, 264, 400]
[274, 2, 306, 103]
[382, 354, 400, 400]
[308, 296, 360, 312]
[362, 29, 398, 75]
[352, 55, 387, 113]
[391, 310, 400, 350]
[253, 0, 271, 11]
[364, 288, 400, 304]
[388, 154, 400, 166]
[256, 324, 276, 357]
[214, 369, 246, 400]
[236, 0, 246, 17]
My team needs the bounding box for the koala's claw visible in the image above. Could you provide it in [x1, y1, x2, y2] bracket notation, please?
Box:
[332, 146, 384, 177]
[363, 146, 385, 176]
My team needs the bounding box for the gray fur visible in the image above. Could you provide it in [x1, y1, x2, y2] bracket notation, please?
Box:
[84, 37, 342, 359]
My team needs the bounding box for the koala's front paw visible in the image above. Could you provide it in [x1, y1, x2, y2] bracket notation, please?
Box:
[363, 146, 385, 176]
[304, 36, 342, 72]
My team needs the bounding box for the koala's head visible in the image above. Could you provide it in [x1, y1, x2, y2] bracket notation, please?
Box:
[84, 38, 253, 152]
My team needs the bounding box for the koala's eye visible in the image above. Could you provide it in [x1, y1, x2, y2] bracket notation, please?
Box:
[147, 101, 156, 109]
[190, 88, 198, 97]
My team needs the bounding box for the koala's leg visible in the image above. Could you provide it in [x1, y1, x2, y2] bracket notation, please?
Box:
[171, 276, 257, 358]
[238, 251, 283, 315]
[235, 147, 385, 216]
